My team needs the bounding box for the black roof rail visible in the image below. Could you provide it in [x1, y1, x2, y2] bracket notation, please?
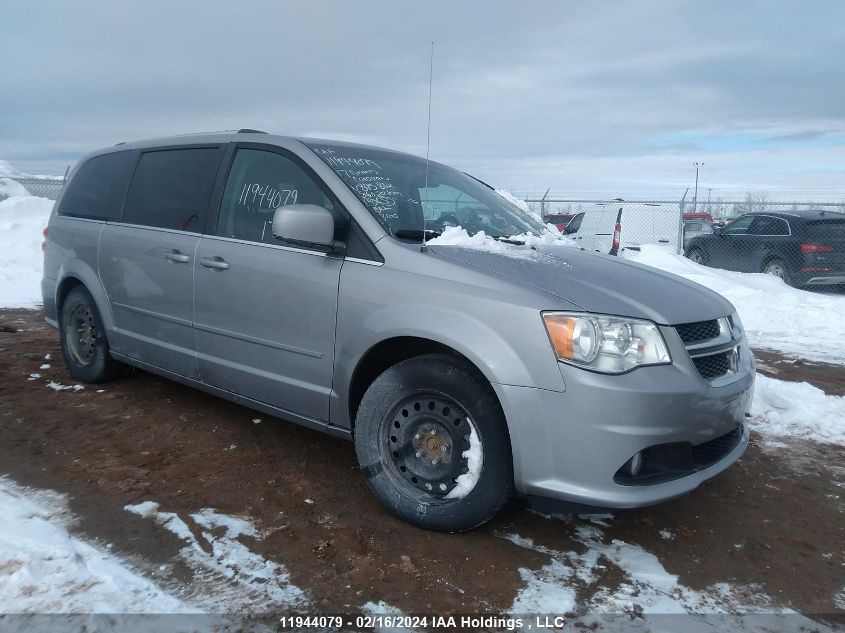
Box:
[237, 128, 267, 134]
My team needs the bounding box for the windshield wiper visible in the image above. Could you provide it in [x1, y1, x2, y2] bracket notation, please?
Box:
[493, 235, 527, 245]
[393, 228, 443, 241]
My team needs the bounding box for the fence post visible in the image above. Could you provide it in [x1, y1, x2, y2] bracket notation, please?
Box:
[540, 188, 550, 217]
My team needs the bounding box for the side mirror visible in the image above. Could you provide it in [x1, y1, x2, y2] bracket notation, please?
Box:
[712, 225, 723, 235]
[272, 204, 340, 252]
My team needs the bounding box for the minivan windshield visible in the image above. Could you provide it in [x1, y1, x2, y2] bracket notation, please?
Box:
[305, 141, 545, 241]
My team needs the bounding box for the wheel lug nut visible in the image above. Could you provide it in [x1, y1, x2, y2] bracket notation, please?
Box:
[430, 429, 437, 436]
[431, 459, 439, 465]
[415, 451, 422, 458]
[441, 446, 447, 453]
[414, 434, 421, 440]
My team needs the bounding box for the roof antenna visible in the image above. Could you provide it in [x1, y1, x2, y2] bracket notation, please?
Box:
[421, 41, 434, 253]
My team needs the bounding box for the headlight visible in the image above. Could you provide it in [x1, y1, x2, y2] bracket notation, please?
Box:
[542, 311, 671, 373]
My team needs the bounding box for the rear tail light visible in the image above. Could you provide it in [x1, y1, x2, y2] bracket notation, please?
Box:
[41, 227, 48, 252]
[800, 243, 834, 254]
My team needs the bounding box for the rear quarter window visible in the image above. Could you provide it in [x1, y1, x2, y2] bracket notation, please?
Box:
[802, 219, 845, 240]
[123, 147, 223, 232]
[57, 150, 136, 221]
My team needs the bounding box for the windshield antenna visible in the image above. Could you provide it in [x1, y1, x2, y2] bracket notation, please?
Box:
[421, 41, 434, 253]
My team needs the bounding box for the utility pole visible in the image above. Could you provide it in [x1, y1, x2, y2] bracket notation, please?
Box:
[692, 162, 704, 212]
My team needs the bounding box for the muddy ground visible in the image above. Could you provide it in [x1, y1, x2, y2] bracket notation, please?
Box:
[1, 309, 844, 626]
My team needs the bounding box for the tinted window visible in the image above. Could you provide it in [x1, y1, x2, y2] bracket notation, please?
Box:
[58, 151, 135, 220]
[217, 148, 337, 244]
[803, 219, 845, 240]
[749, 216, 789, 236]
[723, 215, 754, 235]
[123, 148, 223, 231]
[685, 222, 702, 232]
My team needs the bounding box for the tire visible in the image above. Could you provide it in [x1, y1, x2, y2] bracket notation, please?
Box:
[59, 286, 124, 383]
[763, 258, 794, 287]
[354, 354, 513, 532]
[687, 247, 707, 265]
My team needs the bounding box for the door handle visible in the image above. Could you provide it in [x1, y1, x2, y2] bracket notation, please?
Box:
[164, 250, 191, 263]
[200, 256, 230, 271]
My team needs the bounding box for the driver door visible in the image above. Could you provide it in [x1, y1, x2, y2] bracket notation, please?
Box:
[193, 145, 347, 421]
[712, 215, 754, 270]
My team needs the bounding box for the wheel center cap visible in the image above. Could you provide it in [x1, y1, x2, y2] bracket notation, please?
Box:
[424, 437, 442, 452]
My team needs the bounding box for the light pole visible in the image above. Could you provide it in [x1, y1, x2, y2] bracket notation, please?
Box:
[692, 162, 704, 212]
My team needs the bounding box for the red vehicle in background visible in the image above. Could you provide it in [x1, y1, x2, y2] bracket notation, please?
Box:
[683, 211, 714, 223]
[544, 213, 576, 232]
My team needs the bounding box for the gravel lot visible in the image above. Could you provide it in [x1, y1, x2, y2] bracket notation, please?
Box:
[1, 308, 844, 629]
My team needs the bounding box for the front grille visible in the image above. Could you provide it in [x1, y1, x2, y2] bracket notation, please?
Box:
[692, 425, 743, 468]
[675, 319, 720, 345]
[692, 352, 731, 380]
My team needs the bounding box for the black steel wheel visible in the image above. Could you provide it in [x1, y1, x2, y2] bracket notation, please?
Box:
[59, 286, 124, 383]
[355, 354, 512, 532]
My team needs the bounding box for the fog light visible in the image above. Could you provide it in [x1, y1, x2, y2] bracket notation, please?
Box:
[627, 452, 643, 477]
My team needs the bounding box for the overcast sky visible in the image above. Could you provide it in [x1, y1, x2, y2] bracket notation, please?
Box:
[2, 1, 844, 199]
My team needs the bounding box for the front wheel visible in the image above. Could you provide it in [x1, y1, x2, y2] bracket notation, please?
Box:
[354, 354, 513, 532]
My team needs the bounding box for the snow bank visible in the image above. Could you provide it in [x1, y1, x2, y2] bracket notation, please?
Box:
[0, 194, 54, 308]
[0, 476, 193, 614]
[750, 373, 845, 445]
[627, 245, 845, 364]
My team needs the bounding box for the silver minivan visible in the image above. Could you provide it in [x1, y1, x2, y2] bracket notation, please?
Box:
[42, 130, 754, 531]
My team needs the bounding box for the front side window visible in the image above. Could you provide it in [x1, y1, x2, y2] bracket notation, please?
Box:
[723, 215, 754, 235]
[123, 147, 223, 231]
[749, 216, 789, 236]
[305, 141, 545, 241]
[217, 148, 336, 244]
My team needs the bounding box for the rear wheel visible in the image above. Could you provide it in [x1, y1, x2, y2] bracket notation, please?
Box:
[59, 286, 124, 383]
[687, 247, 706, 265]
[354, 354, 513, 532]
[763, 258, 793, 286]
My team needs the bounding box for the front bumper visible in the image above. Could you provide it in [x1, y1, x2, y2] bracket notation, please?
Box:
[495, 333, 755, 509]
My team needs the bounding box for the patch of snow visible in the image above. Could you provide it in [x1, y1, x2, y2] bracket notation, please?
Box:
[750, 373, 845, 446]
[125, 501, 307, 611]
[27, 373, 40, 380]
[47, 381, 85, 392]
[501, 523, 810, 618]
[0, 194, 54, 308]
[252, 418, 262, 424]
[303, 498, 314, 505]
[627, 244, 845, 364]
[44, 354, 51, 360]
[361, 600, 415, 633]
[659, 529, 675, 540]
[427, 225, 575, 260]
[445, 417, 484, 499]
[834, 587, 845, 610]
[0, 476, 194, 614]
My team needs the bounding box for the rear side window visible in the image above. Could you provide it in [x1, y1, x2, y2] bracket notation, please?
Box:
[123, 147, 223, 232]
[58, 151, 135, 220]
[564, 212, 584, 234]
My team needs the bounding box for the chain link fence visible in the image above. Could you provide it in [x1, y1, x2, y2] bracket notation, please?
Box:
[519, 195, 845, 288]
[0, 176, 65, 201]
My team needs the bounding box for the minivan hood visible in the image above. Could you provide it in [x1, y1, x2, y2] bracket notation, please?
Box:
[427, 244, 735, 325]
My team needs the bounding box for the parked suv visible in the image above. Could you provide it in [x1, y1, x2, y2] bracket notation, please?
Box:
[43, 131, 754, 531]
[686, 210, 845, 287]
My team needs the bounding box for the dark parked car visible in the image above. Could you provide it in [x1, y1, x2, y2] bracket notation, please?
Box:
[686, 210, 845, 287]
